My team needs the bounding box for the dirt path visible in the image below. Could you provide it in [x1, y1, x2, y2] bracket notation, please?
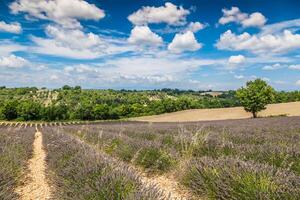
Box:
[139, 172, 192, 200]
[16, 128, 52, 200]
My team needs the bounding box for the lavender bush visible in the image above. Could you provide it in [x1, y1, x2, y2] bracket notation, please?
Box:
[42, 126, 169, 200]
[0, 126, 35, 199]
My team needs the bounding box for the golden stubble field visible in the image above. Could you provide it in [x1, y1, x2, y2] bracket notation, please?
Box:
[133, 102, 300, 122]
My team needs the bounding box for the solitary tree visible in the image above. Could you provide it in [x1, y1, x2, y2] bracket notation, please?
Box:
[236, 79, 275, 118]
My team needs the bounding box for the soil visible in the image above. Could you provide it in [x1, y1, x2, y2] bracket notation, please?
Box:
[16, 129, 52, 200]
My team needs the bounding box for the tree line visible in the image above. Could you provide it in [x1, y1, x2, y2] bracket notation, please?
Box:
[0, 82, 299, 121]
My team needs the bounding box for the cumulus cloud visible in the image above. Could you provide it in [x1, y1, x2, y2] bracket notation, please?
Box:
[288, 64, 300, 70]
[219, 7, 266, 27]
[168, 31, 202, 53]
[45, 25, 102, 49]
[219, 7, 247, 25]
[242, 12, 266, 27]
[64, 64, 98, 74]
[31, 25, 133, 59]
[216, 30, 300, 54]
[234, 75, 244, 79]
[228, 55, 246, 64]
[128, 2, 190, 26]
[186, 22, 205, 33]
[262, 77, 271, 82]
[50, 74, 59, 81]
[296, 80, 300, 86]
[273, 80, 285, 85]
[10, 0, 105, 28]
[0, 54, 29, 68]
[262, 63, 282, 70]
[128, 26, 163, 46]
[0, 21, 22, 33]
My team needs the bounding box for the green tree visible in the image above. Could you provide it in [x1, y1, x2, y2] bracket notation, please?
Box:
[62, 85, 72, 90]
[236, 79, 275, 118]
[93, 104, 110, 120]
[17, 100, 41, 121]
[2, 100, 18, 120]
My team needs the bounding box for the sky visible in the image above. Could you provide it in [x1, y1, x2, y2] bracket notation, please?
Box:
[0, 0, 300, 90]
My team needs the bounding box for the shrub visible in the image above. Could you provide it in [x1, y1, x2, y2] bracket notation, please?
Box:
[135, 147, 174, 172]
[181, 157, 300, 200]
[42, 128, 167, 199]
[104, 138, 135, 162]
[162, 135, 174, 146]
[0, 127, 35, 199]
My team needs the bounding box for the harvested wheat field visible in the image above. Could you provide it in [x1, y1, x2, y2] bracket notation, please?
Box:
[133, 102, 300, 122]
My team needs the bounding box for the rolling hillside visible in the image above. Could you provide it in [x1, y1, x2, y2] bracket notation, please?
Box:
[133, 102, 300, 122]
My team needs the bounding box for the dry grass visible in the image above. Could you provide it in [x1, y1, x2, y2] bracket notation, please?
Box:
[133, 102, 300, 122]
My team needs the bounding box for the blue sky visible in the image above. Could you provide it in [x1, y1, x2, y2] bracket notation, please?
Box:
[0, 0, 299, 90]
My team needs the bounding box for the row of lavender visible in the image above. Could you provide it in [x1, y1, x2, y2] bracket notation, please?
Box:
[0, 126, 35, 199]
[42, 126, 170, 199]
[60, 117, 300, 199]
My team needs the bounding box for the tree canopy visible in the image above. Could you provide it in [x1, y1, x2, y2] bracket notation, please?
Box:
[236, 79, 275, 118]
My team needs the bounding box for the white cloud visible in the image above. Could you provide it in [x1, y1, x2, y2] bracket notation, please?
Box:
[128, 26, 163, 46]
[128, 2, 190, 26]
[10, 0, 105, 28]
[0, 54, 29, 68]
[242, 12, 267, 27]
[262, 63, 282, 70]
[216, 30, 300, 54]
[31, 25, 133, 59]
[31, 36, 101, 59]
[45, 25, 102, 49]
[168, 31, 202, 53]
[288, 64, 300, 70]
[0, 42, 26, 56]
[261, 19, 300, 35]
[219, 7, 247, 25]
[262, 77, 270, 82]
[0, 21, 22, 33]
[50, 74, 59, 81]
[273, 80, 286, 85]
[219, 7, 266, 28]
[228, 55, 246, 64]
[296, 80, 300, 86]
[234, 75, 244, 79]
[62, 55, 223, 86]
[186, 22, 205, 33]
[64, 64, 97, 74]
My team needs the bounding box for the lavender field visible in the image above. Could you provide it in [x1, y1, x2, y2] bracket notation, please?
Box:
[0, 117, 299, 199]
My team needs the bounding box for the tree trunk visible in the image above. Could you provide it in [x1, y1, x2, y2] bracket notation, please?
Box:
[252, 112, 257, 118]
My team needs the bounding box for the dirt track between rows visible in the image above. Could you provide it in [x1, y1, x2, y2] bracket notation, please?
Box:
[16, 128, 52, 200]
[133, 102, 300, 122]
